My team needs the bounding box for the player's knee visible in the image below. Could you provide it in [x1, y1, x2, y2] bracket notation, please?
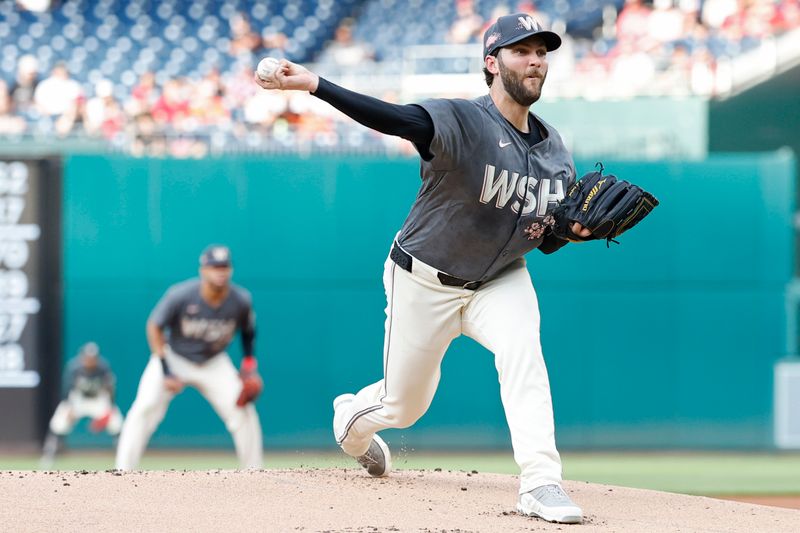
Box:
[49, 420, 70, 435]
[223, 405, 257, 433]
[128, 400, 166, 423]
[389, 405, 426, 428]
[106, 417, 124, 435]
[498, 334, 542, 358]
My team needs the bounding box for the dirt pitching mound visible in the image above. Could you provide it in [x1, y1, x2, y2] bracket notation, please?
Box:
[2, 469, 797, 532]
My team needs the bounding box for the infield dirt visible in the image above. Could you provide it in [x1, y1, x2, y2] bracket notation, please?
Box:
[1, 469, 797, 532]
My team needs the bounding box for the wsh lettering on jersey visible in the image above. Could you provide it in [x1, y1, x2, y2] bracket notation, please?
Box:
[480, 164, 565, 216]
[75, 375, 105, 397]
[181, 317, 237, 343]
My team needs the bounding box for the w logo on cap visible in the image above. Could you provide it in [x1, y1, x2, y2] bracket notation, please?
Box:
[200, 244, 232, 266]
[211, 247, 229, 261]
[517, 16, 541, 31]
[483, 12, 561, 57]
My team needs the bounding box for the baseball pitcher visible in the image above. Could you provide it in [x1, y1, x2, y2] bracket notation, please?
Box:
[255, 12, 657, 525]
[41, 342, 124, 468]
[115, 245, 263, 470]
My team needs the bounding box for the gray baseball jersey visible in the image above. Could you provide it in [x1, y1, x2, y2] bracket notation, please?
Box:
[397, 94, 576, 282]
[149, 279, 255, 363]
[63, 357, 115, 399]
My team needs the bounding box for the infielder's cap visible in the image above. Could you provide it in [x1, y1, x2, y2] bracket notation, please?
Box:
[199, 244, 232, 267]
[79, 342, 99, 358]
[483, 13, 561, 58]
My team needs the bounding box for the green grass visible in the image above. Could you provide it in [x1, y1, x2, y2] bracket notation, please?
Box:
[563, 452, 800, 495]
[4, 450, 800, 496]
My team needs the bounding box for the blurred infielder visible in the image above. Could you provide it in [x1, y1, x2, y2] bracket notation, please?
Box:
[41, 342, 123, 468]
[115, 245, 263, 470]
[254, 13, 596, 524]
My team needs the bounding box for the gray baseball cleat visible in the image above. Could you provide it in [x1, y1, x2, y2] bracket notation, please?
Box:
[332, 393, 392, 477]
[355, 434, 392, 477]
[517, 484, 583, 524]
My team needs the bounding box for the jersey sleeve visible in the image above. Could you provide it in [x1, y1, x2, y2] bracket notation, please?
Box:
[416, 99, 484, 172]
[537, 233, 569, 254]
[148, 286, 182, 328]
[313, 78, 434, 146]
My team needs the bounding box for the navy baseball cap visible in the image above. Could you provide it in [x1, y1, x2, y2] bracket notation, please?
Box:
[199, 244, 232, 267]
[483, 13, 561, 58]
[79, 342, 99, 358]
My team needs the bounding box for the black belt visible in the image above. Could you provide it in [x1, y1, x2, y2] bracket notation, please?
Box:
[390, 243, 482, 290]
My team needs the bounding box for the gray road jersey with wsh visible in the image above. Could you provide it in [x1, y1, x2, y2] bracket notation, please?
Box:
[149, 279, 255, 364]
[397, 95, 576, 282]
[63, 357, 114, 399]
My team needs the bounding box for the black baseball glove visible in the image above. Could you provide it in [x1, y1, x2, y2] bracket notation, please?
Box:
[551, 166, 659, 245]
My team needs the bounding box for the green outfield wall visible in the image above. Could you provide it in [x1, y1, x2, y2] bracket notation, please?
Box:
[61, 150, 796, 450]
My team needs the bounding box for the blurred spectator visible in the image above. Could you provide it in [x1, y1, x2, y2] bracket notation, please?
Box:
[654, 43, 693, 95]
[243, 88, 288, 129]
[690, 46, 717, 95]
[33, 63, 83, 136]
[16, 0, 52, 12]
[701, 0, 739, 31]
[33, 63, 82, 117]
[316, 19, 375, 70]
[447, 0, 484, 44]
[128, 112, 167, 157]
[570, 46, 611, 99]
[547, 19, 577, 85]
[224, 64, 259, 113]
[288, 93, 336, 146]
[10, 55, 40, 115]
[84, 79, 125, 139]
[616, 0, 653, 46]
[261, 28, 289, 55]
[0, 79, 27, 135]
[610, 40, 657, 96]
[648, 0, 685, 44]
[721, 0, 778, 39]
[191, 70, 231, 127]
[0, 0, 796, 155]
[774, 0, 800, 31]
[151, 79, 190, 126]
[126, 71, 158, 117]
[684, 3, 711, 41]
[481, 4, 512, 36]
[229, 12, 262, 57]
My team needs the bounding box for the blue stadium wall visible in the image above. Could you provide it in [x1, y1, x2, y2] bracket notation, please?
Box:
[62, 151, 796, 450]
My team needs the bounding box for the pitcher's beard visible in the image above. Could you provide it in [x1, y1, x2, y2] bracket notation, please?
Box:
[498, 57, 545, 107]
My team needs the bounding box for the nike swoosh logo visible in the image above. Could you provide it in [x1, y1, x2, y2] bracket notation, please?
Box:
[499, 140, 512, 148]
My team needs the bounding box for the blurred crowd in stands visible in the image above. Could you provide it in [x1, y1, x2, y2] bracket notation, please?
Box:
[564, 0, 800, 97]
[1, 0, 798, 157]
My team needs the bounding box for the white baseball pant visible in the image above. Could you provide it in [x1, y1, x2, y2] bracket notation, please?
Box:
[49, 391, 124, 436]
[115, 347, 263, 470]
[334, 247, 562, 493]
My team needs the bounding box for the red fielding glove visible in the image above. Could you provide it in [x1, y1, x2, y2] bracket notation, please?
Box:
[90, 410, 112, 433]
[236, 356, 263, 407]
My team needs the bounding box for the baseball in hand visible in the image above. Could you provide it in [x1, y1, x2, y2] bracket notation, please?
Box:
[256, 57, 280, 81]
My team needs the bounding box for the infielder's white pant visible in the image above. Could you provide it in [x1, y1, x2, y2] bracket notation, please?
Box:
[115, 348, 263, 470]
[334, 250, 562, 493]
[49, 391, 124, 436]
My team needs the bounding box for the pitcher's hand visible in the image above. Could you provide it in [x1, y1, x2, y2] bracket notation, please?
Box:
[253, 60, 319, 93]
